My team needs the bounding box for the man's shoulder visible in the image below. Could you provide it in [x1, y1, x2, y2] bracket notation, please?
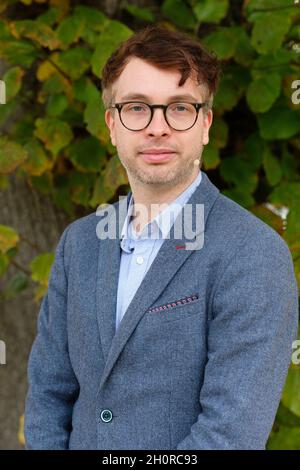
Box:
[210, 191, 292, 258]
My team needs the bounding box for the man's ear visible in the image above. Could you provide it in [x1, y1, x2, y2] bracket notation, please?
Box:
[105, 109, 116, 147]
[202, 109, 213, 146]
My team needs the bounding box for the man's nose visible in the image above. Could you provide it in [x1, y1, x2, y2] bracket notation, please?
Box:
[145, 108, 171, 135]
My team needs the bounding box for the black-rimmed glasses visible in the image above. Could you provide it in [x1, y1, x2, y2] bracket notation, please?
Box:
[108, 101, 209, 131]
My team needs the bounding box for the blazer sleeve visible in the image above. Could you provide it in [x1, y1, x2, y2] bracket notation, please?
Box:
[176, 229, 299, 450]
[24, 224, 79, 449]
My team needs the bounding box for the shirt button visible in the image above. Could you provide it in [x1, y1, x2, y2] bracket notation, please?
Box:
[136, 256, 144, 264]
[100, 409, 113, 423]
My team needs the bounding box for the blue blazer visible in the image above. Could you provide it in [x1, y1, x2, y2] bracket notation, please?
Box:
[24, 171, 299, 449]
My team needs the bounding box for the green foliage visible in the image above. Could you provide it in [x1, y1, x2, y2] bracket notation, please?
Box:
[0, 0, 299, 449]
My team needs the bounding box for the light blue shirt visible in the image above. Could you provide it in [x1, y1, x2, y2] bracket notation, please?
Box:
[115, 170, 202, 332]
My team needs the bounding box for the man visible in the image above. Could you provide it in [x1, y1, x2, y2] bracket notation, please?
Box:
[24, 25, 299, 450]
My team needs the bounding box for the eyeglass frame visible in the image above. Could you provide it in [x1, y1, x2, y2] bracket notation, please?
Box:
[108, 100, 210, 131]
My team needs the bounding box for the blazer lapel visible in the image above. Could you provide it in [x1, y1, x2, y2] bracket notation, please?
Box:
[96, 171, 220, 390]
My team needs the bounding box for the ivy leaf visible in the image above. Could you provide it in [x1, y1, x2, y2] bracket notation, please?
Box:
[2, 66, 24, 101]
[0, 136, 28, 174]
[9, 19, 60, 50]
[202, 144, 220, 170]
[1, 273, 29, 300]
[251, 12, 291, 54]
[220, 157, 258, 193]
[0, 224, 20, 253]
[193, 0, 228, 23]
[84, 93, 110, 145]
[258, 104, 300, 140]
[0, 251, 9, 277]
[69, 171, 95, 206]
[209, 117, 228, 149]
[202, 28, 237, 60]
[30, 252, 55, 285]
[52, 47, 92, 80]
[267, 426, 300, 450]
[91, 20, 133, 79]
[56, 14, 84, 49]
[34, 118, 73, 157]
[246, 73, 282, 113]
[281, 364, 300, 418]
[263, 148, 282, 186]
[46, 93, 68, 117]
[23, 139, 53, 176]
[222, 187, 255, 208]
[0, 39, 37, 67]
[161, 0, 196, 30]
[66, 137, 106, 173]
[269, 182, 300, 209]
[124, 4, 155, 23]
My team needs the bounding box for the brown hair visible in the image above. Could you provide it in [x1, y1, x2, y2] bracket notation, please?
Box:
[101, 24, 221, 111]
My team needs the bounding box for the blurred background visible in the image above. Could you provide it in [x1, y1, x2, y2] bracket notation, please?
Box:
[0, 0, 299, 450]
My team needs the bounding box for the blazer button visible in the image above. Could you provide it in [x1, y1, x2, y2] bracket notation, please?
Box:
[100, 409, 113, 423]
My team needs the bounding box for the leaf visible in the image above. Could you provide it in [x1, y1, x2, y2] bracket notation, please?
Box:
[52, 47, 92, 80]
[30, 252, 55, 285]
[269, 182, 300, 209]
[263, 147, 282, 186]
[275, 402, 300, 428]
[202, 144, 220, 170]
[9, 19, 60, 50]
[0, 252, 9, 277]
[281, 145, 298, 180]
[161, 0, 196, 30]
[251, 12, 292, 54]
[267, 426, 300, 450]
[69, 171, 95, 206]
[103, 154, 128, 190]
[214, 66, 250, 113]
[250, 204, 284, 234]
[0, 175, 8, 190]
[23, 139, 53, 176]
[222, 187, 255, 208]
[193, 0, 228, 23]
[73, 77, 99, 104]
[233, 26, 256, 67]
[124, 4, 155, 23]
[258, 104, 300, 140]
[91, 20, 133, 79]
[2, 66, 24, 101]
[220, 156, 258, 193]
[0, 39, 37, 67]
[0, 136, 28, 174]
[1, 273, 29, 300]
[89, 155, 128, 207]
[84, 93, 110, 145]
[0, 224, 20, 253]
[209, 117, 228, 149]
[56, 14, 84, 49]
[246, 73, 282, 113]
[66, 137, 106, 173]
[34, 118, 73, 157]
[46, 93, 68, 117]
[243, 133, 265, 171]
[202, 28, 237, 60]
[30, 172, 53, 195]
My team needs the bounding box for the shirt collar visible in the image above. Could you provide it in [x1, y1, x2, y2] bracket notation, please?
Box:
[120, 170, 202, 246]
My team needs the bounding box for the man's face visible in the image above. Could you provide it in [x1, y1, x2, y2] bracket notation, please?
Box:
[105, 57, 213, 189]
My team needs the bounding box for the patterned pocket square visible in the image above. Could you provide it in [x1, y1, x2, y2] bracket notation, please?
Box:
[147, 293, 199, 313]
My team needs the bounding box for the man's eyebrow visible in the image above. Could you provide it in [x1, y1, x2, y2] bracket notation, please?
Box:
[118, 93, 200, 102]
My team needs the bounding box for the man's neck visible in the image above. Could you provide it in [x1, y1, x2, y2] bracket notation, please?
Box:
[129, 170, 200, 235]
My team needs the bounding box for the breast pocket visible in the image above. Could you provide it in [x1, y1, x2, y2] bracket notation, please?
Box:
[144, 293, 201, 323]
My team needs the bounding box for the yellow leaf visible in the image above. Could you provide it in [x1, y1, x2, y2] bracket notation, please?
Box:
[18, 415, 25, 446]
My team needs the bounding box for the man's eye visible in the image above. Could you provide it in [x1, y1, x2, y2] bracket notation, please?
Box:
[127, 105, 147, 112]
